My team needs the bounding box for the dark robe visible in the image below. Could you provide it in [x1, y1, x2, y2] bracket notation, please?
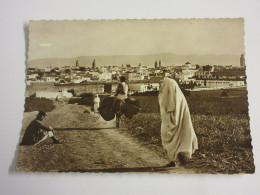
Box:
[20, 119, 51, 145]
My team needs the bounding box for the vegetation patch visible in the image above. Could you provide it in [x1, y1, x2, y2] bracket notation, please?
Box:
[121, 88, 254, 174]
[24, 98, 56, 112]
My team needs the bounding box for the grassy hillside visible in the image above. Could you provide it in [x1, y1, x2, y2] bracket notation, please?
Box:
[21, 88, 254, 173]
[121, 88, 254, 173]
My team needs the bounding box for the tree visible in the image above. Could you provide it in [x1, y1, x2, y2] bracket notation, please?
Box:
[203, 65, 212, 71]
[67, 89, 76, 96]
[38, 72, 44, 79]
[188, 81, 195, 90]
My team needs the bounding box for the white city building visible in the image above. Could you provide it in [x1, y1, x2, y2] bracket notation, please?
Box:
[99, 72, 112, 81]
[196, 80, 245, 89]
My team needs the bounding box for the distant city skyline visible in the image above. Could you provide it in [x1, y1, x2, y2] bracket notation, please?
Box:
[28, 53, 243, 68]
[28, 19, 245, 61]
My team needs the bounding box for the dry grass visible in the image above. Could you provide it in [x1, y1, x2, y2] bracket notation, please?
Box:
[18, 88, 254, 173]
[121, 88, 254, 174]
[131, 88, 249, 115]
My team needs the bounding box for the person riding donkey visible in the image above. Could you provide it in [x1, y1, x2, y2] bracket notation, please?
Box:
[115, 76, 128, 101]
[113, 76, 128, 127]
[98, 75, 140, 128]
[20, 111, 62, 146]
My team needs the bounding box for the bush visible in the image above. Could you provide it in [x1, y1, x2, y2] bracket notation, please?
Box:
[132, 91, 159, 96]
[221, 90, 228, 97]
[67, 89, 76, 96]
[80, 93, 93, 98]
[24, 98, 56, 112]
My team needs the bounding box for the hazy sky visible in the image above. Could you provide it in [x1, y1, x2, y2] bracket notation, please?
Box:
[28, 19, 244, 60]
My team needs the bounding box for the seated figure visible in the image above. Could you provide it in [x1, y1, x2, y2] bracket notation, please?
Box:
[20, 111, 61, 146]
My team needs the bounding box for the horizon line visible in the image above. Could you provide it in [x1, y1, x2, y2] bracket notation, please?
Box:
[28, 52, 244, 62]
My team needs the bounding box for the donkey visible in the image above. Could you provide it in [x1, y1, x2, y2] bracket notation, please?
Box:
[112, 97, 141, 128]
[113, 99, 125, 128]
[98, 96, 140, 128]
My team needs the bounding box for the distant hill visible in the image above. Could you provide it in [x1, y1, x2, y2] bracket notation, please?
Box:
[27, 53, 241, 68]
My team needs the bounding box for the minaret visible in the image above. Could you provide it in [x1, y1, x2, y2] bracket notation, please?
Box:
[92, 59, 96, 70]
[240, 54, 245, 67]
[155, 60, 158, 69]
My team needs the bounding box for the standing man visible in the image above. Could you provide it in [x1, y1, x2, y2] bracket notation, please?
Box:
[20, 111, 61, 146]
[93, 94, 100, 113]
[55, 95, 59, 102]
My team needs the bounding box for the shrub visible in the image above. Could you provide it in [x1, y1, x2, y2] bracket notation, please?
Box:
[24, 97, 56, 112]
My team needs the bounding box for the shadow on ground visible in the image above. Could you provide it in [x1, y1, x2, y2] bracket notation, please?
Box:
[59, 165, 175, 173]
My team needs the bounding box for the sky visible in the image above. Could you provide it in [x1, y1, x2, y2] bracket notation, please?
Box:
[28, 19, 245, 61]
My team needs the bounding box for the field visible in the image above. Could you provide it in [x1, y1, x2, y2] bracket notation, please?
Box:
[19, 88, 255, 173]
[121, 88, 255, 173]
[133, 88, 249, 114]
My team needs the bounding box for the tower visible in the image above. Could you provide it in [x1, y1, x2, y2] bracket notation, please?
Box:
[240, 54, 245, 67]
[92, 59, 96, 70]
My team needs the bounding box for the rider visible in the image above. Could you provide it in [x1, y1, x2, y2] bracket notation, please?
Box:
[113, 76, 128, 127]
[115, 75, 128, 101]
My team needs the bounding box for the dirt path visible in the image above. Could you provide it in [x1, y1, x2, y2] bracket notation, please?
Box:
[16, 103, 197, 173]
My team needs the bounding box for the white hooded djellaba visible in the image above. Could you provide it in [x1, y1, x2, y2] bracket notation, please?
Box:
[158, 78, 198, 162]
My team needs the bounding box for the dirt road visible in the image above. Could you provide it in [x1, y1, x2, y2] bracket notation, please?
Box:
[16, 102, 199, 173]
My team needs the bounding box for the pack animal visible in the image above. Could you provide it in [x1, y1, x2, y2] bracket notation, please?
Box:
[113, 99, 125, 128]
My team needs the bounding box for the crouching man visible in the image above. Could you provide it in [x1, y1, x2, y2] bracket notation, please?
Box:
[20, 111, 61, 146]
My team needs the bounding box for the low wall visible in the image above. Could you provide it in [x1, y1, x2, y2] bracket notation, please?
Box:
[26, 82, 119, 97]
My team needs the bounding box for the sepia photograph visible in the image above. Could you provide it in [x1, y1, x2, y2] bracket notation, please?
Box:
[16, 19, 254, 174]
